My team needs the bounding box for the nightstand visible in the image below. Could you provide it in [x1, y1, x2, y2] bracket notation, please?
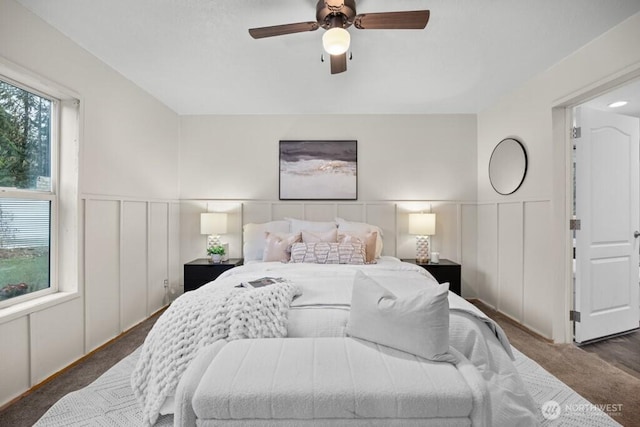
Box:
[184, 258, 243, 292]
[402, 258, 461, 296]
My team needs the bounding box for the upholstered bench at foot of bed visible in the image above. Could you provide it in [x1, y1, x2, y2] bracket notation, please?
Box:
[190, 337, 490, 427]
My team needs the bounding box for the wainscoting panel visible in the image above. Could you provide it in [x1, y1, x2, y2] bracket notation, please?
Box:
[364, 204, 397, 256]
[0, 316, 30, 406]
[272, 203, 304, 221]
[30, 298, 84, 384]
[180, 200, 208, 263]
[523, 201, 553, 337]
[242, 202, 271, 226]
[337, 204, 366, 222]
[85, 199, 121, 352]
[121, 201, 148, 330]
[0, 195, 178, 408]
[461, 204, 478, 298]
[302, 204, 336, 221]
[148, 203, 169, 314]
[477, 204, 499, 307]
[168, 203, 181, 302]
[474, 199, 553, 338]
[183, 200, 465, 274]
[498, 202, 524, 321]
[431, 203, 459, 262]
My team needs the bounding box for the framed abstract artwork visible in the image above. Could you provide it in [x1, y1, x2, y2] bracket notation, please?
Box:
[279, 140, 357, 200]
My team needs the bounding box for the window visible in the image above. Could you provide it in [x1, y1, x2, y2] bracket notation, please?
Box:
[0, 77, 57, 307]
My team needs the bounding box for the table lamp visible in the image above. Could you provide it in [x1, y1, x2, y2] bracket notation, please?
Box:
[200, 212, 227, 252]
[409, 212, 436, 263]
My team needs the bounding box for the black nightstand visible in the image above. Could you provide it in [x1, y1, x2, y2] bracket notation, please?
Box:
[402, 258, 461, 296]
[184, 258, 243, 292]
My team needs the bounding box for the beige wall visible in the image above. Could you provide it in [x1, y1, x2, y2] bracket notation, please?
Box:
[180, 114, 478, 201]
[178, 114, 479, 297]
[0, 0, 180, 406]
[476, 12, 640, 341]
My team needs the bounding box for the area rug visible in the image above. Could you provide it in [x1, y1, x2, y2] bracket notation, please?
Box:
[34, 346, 621, 426]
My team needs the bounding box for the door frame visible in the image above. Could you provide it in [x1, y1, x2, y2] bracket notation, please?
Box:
[572, 106, 640, 342]
[553, 66, 640, 343]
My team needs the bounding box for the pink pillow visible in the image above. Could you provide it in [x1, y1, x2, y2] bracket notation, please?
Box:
[262, 232, 301, 262]
[338, 231, 378, 264]
[301, 228, 338, 243]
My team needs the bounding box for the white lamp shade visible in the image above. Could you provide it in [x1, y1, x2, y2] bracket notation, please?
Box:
[322, 27, 350, 55]
[200, 212, 227, 235]
[409, 213, 436, 236]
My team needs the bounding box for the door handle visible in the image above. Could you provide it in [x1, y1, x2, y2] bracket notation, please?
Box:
[635, 231, 640, 239]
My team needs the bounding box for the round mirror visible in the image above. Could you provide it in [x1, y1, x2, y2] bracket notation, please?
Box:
[489, 138, 528, 195]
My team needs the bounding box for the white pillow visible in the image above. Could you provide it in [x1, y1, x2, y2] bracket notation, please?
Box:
[243, 221, 290, 261]
[301, 228, 338, 243]
[335, 217, 383, 258]
[346, 271, 455, 362]
[286, 217, 337, 234]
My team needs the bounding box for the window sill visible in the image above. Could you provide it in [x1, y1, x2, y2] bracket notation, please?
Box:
[0, 291, 80, 325]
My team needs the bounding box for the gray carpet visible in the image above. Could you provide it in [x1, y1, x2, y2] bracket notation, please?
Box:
[29, 345, 621, 426]
[0, 310, 161, 427]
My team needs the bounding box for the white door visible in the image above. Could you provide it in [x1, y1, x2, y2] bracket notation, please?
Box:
[574, 106, 640, 343]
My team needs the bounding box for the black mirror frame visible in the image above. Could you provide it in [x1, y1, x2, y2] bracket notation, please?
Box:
[488, 138, 528, 195]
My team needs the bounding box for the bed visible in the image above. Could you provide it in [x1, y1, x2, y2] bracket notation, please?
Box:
[131, 218, 539, 427]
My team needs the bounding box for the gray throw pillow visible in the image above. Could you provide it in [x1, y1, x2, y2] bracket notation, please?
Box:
[346, 271, 455, 362]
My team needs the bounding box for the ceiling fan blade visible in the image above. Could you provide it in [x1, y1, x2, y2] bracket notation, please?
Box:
[330, 53, 347, 75]
[249, 22, 319, 39]
[354, 10, 430, 30]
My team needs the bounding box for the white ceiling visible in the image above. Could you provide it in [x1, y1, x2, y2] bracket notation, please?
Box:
[15, 0, 640, 115]
[582, 78, 640, 118]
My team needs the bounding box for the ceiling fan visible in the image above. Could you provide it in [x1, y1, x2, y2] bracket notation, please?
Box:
[249, 0, 430, 74]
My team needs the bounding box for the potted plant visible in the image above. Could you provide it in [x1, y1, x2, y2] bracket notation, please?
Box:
[207, 245, 225, 263]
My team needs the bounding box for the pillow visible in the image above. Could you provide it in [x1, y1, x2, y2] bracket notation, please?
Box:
[243, 221, 291, 261]
[289, 242, 365, 265]
[262, 232, 301, 262]
[346, 271, 455, 362]
[286, 218, 337, 234]
[335, 217, 383, 258]
[302, 228, 338, 243]
[338, 231, 377, 264]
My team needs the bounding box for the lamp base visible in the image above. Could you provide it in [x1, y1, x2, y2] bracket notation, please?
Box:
[416, 235, 430, 263]
[207, 235, 222, 248]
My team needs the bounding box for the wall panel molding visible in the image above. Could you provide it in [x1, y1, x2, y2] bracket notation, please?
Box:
[180, 199, 479, 299]
[82, 195, 179, 352]
[476, 199, 553, 338]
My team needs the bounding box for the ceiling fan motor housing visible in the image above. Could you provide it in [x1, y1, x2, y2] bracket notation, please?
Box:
[317, 0, 357, 29]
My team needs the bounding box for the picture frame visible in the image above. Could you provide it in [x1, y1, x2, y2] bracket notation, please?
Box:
[279, 140, 357, 200]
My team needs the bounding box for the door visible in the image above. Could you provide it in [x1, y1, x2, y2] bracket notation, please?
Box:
[574, 106, 640, 343]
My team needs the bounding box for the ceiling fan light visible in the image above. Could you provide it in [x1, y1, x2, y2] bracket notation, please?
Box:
[322, 27, 350, 55]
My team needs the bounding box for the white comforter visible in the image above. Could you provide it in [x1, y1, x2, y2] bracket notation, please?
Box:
[169, 258, 538, 426]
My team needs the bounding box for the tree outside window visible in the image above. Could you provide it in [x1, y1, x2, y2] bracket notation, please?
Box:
[0, 79, 53, 304]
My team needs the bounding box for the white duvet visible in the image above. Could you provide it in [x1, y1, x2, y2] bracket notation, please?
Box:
[167, 257, 538, 426]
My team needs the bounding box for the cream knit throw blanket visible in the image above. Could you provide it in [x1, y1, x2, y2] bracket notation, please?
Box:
[131, 281, 299, 426]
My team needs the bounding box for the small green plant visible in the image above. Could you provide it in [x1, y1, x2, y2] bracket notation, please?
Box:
[207, 245, 225, 256]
